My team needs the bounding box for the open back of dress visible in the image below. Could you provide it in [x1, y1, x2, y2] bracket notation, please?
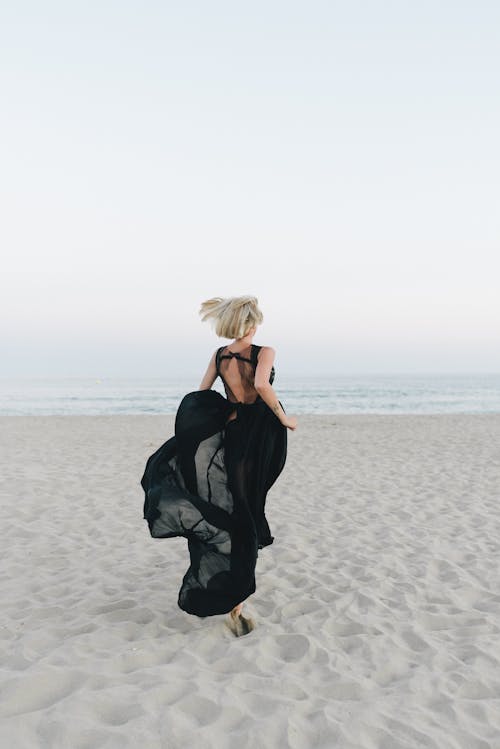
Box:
[216, 343, 275, 404]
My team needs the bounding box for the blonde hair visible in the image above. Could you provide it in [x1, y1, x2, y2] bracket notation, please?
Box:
[199, 295, 264, 339]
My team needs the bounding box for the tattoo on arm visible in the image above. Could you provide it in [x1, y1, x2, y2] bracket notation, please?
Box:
[272, 401, 282, 418]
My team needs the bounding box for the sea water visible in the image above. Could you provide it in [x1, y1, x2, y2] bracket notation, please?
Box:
[1, 374, 499, 415]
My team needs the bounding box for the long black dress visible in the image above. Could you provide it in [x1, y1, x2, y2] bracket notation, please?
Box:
[140, 343, 287, 617]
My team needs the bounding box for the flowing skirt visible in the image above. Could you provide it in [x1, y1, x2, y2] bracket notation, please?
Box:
[140, 389, 287, 617]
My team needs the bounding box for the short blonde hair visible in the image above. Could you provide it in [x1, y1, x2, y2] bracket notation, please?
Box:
[199, 295, 264, 339]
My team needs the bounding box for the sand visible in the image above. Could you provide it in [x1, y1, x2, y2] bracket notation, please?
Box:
[1, 413, 500, 749]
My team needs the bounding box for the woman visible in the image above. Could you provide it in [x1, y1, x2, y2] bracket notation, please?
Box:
[140, 296, 297, 637]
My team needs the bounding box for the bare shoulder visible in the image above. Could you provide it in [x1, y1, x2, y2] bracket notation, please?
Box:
[256, 345, 276, 361]
[209, 348, 220, 366]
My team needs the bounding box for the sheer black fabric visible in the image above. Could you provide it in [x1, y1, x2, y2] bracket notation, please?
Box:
[140, 344, 287, 617]
[216, 343, 275, 404]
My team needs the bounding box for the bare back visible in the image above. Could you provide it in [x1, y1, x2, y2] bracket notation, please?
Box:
[216, 344, 275, 404]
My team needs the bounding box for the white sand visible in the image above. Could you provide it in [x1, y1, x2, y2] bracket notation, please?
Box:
[1, 414, 500, 749]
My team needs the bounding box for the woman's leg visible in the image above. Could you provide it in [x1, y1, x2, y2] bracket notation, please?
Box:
[231, 601, 244, 617]
[227, 601, 254, 636]
[223, 419, 256, 635]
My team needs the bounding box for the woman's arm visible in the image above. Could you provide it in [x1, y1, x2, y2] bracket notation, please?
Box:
[255, 347, 297, 429]
[198, 350, 218, 390]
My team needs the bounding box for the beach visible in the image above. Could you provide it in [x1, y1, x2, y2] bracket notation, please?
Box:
[1, 413, 500, 748]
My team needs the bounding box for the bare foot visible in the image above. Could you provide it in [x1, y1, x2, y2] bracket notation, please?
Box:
[226, 602, 255, 637]
[231, 602, 243, 618]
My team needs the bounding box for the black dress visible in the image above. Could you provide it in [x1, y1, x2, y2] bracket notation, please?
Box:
[140, 343, 288, 617]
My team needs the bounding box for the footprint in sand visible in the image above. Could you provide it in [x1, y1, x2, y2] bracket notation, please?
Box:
[89, 599, 137, 615]
[176, 694, 222, 726]
[0, 668, 86, 718]
[273, 633, 310, 662]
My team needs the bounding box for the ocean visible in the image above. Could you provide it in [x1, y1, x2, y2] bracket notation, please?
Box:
[1, 374, 499, 415]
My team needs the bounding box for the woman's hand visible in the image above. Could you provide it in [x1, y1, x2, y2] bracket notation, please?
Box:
[282, 415, 298, 430]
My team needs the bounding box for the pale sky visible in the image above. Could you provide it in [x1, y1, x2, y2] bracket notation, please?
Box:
[1, 1, 499, 377]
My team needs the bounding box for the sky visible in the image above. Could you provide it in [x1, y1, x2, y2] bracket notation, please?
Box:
[1, 0, 499, 377]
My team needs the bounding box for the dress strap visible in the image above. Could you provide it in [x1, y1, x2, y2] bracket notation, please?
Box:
[215, 346, 224, 374]
[219, 353, 253, 363]
[251, 344, 261, 368]
[216, 344, 263, 374]
[218, 345, 254, 364]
